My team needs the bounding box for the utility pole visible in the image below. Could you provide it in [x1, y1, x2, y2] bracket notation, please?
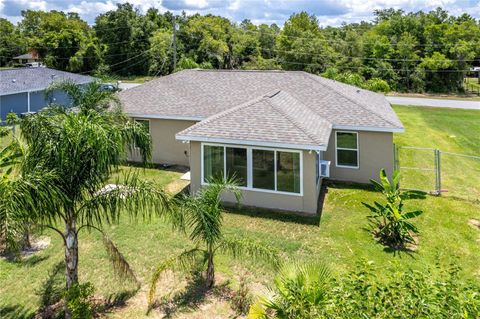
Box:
[173, 15, 178, 70]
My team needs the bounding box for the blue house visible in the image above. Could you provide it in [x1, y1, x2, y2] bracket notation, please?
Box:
[0, 67, 94, 121]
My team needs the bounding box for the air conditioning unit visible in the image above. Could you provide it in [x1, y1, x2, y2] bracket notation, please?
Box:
[320, 160, 330, 178]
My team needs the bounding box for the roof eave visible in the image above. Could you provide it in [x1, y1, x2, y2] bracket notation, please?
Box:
[332, 125, 404, 133]
[176, 134, 327, 151]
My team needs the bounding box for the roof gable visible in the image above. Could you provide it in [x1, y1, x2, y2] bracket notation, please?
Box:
[176, 90, 332, 150]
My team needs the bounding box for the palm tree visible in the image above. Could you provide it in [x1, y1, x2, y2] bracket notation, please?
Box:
[248, 263, 330, 319]
[148, 177, 280, 308]
[45, 79, 121, 113]
[19, 81, 172, 318]
[0, 140, 59, 254]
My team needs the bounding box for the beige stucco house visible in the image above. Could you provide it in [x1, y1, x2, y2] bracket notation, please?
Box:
[119, 69, 403, 215]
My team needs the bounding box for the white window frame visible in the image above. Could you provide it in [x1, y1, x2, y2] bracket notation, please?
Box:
[201, 143, 303, 196]
[133, 118, 151, 149]
[335, 131, 359, 169]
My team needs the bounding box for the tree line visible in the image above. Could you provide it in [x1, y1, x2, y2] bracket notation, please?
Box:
[1, 3, 479, 93]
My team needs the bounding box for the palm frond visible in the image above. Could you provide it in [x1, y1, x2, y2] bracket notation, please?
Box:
[218, 237, 281, 270]
[102, 233, 139, 286]
[78, 170, 173, 227]
[147, 248, 203, 308]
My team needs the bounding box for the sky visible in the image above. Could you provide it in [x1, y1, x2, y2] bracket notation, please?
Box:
[1, 0, 479, 26]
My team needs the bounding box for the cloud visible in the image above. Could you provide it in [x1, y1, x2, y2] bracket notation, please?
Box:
[0, 0, 479, 26]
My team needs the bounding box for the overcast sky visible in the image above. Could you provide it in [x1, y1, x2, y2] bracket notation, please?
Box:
[1, 0, 479, 26]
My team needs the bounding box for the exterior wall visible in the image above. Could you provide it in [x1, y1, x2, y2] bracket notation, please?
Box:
[189, 141, 320, 214]
[130, 118, 198, 166]
[0, 90, 73, 120]
[324, 129, 394, 184]
[0, 93, 28, 120]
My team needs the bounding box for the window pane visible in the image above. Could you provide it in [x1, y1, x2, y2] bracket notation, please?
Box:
[252, 149, 275, 190]
[203, 145, 224, 181]
[226, 147, 247, 186]
[337, 149, 358, 167]
[337, 132, 357, 149]
[277, 152, 301, 193]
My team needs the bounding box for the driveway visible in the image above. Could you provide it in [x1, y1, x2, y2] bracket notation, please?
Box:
[118, 82, 142, 91]
[386, 96, 480, 110]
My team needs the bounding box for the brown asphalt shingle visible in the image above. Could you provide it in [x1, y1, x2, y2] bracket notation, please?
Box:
[176, 90, 332, 149]
[119, 69, 403, 130]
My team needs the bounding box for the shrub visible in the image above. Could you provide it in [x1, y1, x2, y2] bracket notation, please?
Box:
[64, 282, 95, 319]
[323, 261, 480, 318]
[231, 273, 253, 315]
[365, 78, 391, 93]
[363, 169, 426, 249]
[249, 261, 480, 318]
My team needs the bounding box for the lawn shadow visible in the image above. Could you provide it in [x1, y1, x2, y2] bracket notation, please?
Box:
[224, 205, 320, 226]
[36, 261, 65, 311]
[150, 272, 232, 318]
[0, 304, 34, 319]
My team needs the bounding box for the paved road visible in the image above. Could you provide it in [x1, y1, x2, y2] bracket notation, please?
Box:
[386, 96, 480, 110]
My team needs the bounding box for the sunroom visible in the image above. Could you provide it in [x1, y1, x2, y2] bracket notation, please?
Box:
[176, 91, 333, 214]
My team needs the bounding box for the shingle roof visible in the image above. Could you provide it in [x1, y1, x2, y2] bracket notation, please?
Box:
[119, 69, 403, 131]
[0, 67, 94, 95]
[13, 53, 37, 60]
[176, 90, 332, 150]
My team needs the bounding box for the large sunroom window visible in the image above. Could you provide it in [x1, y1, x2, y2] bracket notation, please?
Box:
[202, 144, 302, 195]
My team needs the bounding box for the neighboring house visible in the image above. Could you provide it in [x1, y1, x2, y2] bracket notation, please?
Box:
[0, 67, 93, 120]
[12, 50, 41, 65]
[119, 69, 404, 214]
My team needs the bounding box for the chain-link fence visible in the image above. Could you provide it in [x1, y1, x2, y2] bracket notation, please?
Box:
[394, 145, 480, 201]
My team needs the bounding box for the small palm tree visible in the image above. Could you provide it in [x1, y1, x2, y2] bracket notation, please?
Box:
[148, 177, 280, 308]
[248, 263, 330, 319]
[20, 81, 172, 318]
[45, 79, 121, 113]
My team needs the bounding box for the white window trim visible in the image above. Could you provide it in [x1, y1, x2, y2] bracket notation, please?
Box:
[201, 142, 303, 196]
[335, 131, 359, 169]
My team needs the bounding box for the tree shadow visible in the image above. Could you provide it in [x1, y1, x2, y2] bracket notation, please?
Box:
[150, 272, 232, 318]
[0, 304, 35, 319]
[36, 261, 65, 311]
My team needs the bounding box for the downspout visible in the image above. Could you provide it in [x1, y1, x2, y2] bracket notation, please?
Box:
[27, 91, 31, 113]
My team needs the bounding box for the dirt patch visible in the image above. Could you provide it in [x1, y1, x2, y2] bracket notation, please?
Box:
[166, 179, 190, 195]
[22, 236, 51, 257]
[0, 235, 50, 260]
[468, 219, 480, 230]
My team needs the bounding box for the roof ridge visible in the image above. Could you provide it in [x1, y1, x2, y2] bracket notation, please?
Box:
[265, 91, 330, 145]
[178, 93, 269, 134]
[305, 73, 400, 127]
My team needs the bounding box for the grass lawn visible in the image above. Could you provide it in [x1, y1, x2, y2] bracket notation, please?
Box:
[393, 105, 480, 200]
[1, 106, 480, 318]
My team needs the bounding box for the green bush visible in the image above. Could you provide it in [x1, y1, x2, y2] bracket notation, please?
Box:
[324, 261, 480, 318]
[64, 282, 95, 319]
[363, 169, 426, 249]
[249, 261, 480, 318]
[365, 78, 391, 93]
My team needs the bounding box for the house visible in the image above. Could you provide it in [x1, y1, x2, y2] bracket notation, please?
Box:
[12, 50, 41, 65]
[0, 67, 93, 120]
[119, 69, 404, 214]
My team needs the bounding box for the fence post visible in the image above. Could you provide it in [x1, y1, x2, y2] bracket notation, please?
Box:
[435, 149, 442, 195]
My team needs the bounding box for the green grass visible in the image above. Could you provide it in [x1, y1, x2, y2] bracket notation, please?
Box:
[1, 106, 480, 318]
[393, 105, 480, 200]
